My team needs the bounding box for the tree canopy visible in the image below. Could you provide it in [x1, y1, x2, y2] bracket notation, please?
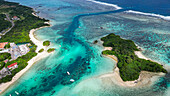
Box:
[101, 33, 167, 81]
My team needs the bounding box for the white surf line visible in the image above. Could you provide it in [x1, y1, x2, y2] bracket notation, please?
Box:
[87, 0, 170, 21]
[126, 10, 170, 20]
[86, 0, 122, 10]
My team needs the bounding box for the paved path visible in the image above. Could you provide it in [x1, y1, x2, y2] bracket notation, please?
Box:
[0, 49, 9, 53]
[0, 14, 15, 37]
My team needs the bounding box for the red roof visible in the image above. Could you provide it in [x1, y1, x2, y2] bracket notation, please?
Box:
[0, 42, 8, 48]
[13, 16, 18, 18]
[4, 59, 8, 63]
[8, 62, 17, 68]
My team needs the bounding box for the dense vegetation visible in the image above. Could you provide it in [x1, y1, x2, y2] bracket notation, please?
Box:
[0, 0, 49, 43]
[0, 53, 11, 70]
[101, 33, 167, 81]
[0, 62, 5, 70]
[0, 53, 11, 61]
[4, 43, 10, 48]
[47, 48, 55, 53]
[38, 48, 44, 53]
[0, 0, 49, 83]
[0, 14, 11, 32]
[43, 40, 50, 46]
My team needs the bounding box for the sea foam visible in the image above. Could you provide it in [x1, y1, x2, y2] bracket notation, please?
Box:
[86, 0, 122, 10]
[87, 0, 170, 21]
[126, 10, 170, 21]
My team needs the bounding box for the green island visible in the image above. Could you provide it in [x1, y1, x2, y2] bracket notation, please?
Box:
[43, 40, 50, 46]
[0, 0, 50, 83]
[47, 48, 55, 53]
[101, 33, 167, 81]
[38, 48, 44, 53]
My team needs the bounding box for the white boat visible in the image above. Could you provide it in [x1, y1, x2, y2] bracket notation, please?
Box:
[9, 94, 11, 96]
[70, 79, 75, 82]
[15, 91, 19, 95]
[67, 71, 70, 75]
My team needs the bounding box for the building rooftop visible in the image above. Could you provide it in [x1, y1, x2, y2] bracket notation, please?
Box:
[13, 16, 18, 18]
[0, 42, 8, 49]
[4, 59, 8, 63]
[7, 62, 17, 68]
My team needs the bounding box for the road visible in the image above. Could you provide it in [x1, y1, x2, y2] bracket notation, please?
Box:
[0, 14, 15, 37]
[0, 49, 9, 53]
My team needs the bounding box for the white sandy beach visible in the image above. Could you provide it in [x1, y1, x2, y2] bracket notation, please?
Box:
[0, 24, 52, 94]
[103, 47, 165, 87]
[134, 51, 149, 60]
[99, 66, 165, 87]
[103, 47, 112, 51]
[98, 69, 165, 88]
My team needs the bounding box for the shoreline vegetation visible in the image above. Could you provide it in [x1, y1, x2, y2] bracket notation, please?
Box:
[43, 40, 50, 46]
[0, 0, 53, 94]
[100, 33, 167, 86]
[38, 48, 44, 53]
[103, 47, 165, 87]
[47, 48, 55, 53]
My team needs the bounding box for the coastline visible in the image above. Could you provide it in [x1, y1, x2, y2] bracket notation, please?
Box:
[0, 22, 52, 94]
[98, 69, 165, 88]
[103, 47, 165, 87]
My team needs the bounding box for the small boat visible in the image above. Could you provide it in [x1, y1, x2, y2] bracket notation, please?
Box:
[15, 91, 19, 95]
[67, 71, 70, 75]
[9, 94, 11, 96]
[59, 45, 61, 47]
[70, 79, 75, 82]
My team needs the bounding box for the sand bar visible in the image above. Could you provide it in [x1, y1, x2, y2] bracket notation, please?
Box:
[99, 66, 165, 87]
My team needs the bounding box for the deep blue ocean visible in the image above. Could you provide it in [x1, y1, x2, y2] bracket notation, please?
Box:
[96, 0, 170, 16]
[1, 0, 170, 96]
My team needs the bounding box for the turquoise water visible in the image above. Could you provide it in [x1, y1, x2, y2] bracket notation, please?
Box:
[2, 0, 170, 96]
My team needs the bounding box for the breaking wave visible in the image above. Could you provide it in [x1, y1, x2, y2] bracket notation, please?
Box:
[126, 10, 170, 20]
[87, 0, 170, 20]
[86, 0, 122, 10]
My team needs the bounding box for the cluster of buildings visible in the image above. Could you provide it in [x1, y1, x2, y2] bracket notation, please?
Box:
[0, 42, 30, 79]
[0, 63, 18, 79]
[9, 43, 30, 60]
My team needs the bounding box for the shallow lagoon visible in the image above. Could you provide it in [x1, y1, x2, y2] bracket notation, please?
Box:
[3, 0, 170, 96]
